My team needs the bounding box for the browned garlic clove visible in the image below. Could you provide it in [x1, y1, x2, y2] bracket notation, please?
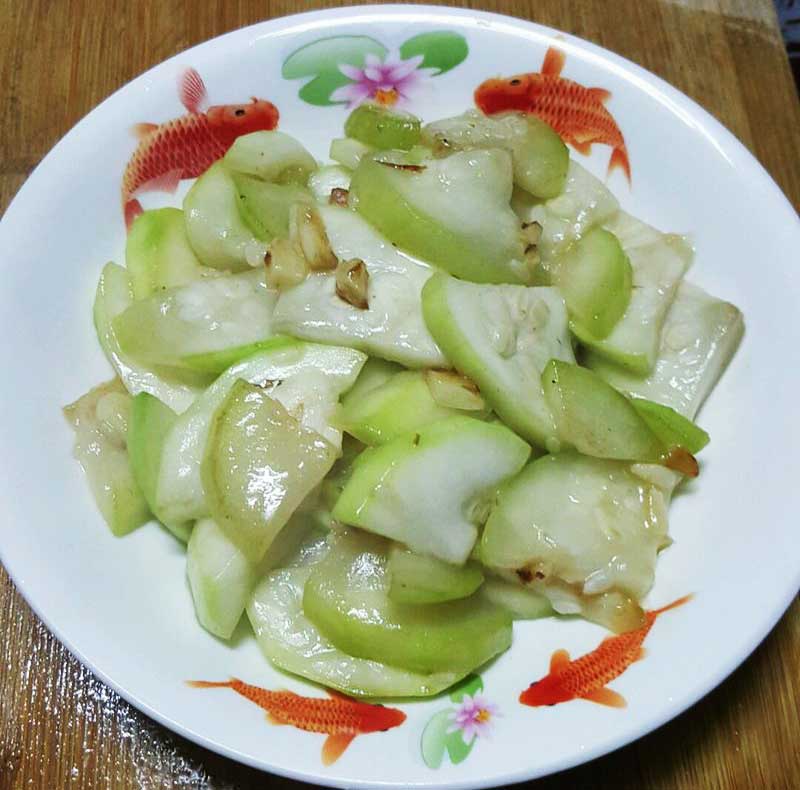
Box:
[335, 258, 370, 310]
[290, 202, 338, 272]
[521, 220, 543, 247]
[662, 446, 700, 478]
[329, 188, 349, 207]
[264, 238, 308, 290]
[424, 369, 486, 411]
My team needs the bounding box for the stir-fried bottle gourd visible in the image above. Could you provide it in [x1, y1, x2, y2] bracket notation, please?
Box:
[65, 100, 743, 695]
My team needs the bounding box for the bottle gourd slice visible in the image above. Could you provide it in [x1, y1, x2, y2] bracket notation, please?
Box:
[127, 392, 191, 542]
[349, 149, 527, 284]
[333, 415, 530, 564]
[232, 174, 312, 243]
[480, 577, 553, 621]
[541, 359, 665, 462]
[480, 453, 669, 607]
[554, 227, 632, 338]
[63, 380, 150, 537]
[572, 215, 692, 374]
[387, 545, 484, 605]
[183, 162, 268, 271]
[421, 109, 568, 199]
[112, 270, 278, 375]
[329, 137, 373, 171]
[303, 529, 512, 675]
[345, 103, 422, 150]
[202, 380, 337, 562]
[338, 369, 482, 446]
[586, 280, 744, 420]
[223, 130, 316, 184]
[422, 273, 574, 449]
[247, 530, 464, 697]
[93, 262, 204, 414]
[511, 161, 619, 264]
[629, 398, 709, 454]
[187, 512, 315, 640]
[155, 341, 366, 528]
[126, 208, 211, 300]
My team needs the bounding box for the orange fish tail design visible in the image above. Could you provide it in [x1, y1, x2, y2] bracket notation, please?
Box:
[188, 677, 405, 766]
[520, 594, 691, 710]
[608, 145, 632, 184]
[474, 45, 632, 183]
[649, 594, 693, 619]
[186, 678, 238, 689]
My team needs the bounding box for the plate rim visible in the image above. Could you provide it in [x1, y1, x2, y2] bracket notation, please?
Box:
[0, 4, 798, 788]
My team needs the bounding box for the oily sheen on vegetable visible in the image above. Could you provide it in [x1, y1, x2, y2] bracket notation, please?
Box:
[65, 102, 743, 697]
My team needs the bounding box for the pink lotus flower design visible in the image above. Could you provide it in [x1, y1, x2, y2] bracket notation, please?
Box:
[446, 693, 500, 745]
[331, 51, 436, 108]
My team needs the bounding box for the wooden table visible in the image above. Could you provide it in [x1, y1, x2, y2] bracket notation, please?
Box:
[1, 1, 798, 788]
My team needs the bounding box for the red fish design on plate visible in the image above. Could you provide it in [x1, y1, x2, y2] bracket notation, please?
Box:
[122, 69, 280, 229]
[188, 677, 406, 765]
[475, 46, 631, 183]
[519, 595, 691, 708]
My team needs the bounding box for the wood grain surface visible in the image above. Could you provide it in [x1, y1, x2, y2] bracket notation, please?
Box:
[1, 1, 798, 788]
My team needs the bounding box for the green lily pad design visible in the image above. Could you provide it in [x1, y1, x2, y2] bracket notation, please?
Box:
[282, 36, 387, 106]
[421, 674, 495, 770]
[399, 31, 469, 75]
[282, 31, 469, 107]
[421, 709, 453, 769]
[443, 725, 475, 764]
[421, 709, 478, 768]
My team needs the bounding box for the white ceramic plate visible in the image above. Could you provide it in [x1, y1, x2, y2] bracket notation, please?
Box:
[0, 5, 798, 788]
